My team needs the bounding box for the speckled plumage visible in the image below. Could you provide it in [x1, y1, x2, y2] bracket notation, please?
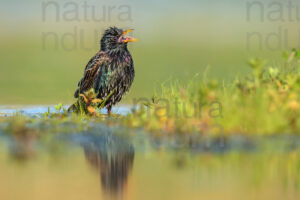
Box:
[73, 27, 136, 113]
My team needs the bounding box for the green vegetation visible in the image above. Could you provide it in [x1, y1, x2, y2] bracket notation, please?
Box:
[124, 49, 300, 135]
[1, 50, 300, 136]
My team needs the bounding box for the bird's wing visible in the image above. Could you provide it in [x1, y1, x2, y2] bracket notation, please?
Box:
[74, 52, 109, 98]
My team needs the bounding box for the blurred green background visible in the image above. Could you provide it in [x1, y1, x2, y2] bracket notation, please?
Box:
[0, 0, 298, 104]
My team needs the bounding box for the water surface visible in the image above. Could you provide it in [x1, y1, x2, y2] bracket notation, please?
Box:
[0, 106, 300, 200]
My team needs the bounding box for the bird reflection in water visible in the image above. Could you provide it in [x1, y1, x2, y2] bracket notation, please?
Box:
[82, 134, 134, 199]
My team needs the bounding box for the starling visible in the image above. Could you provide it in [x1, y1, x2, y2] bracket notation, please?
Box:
[72, 27, 138, 115]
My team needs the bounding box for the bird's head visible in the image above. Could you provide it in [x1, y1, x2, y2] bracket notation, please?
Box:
[100, 27, 138, 52]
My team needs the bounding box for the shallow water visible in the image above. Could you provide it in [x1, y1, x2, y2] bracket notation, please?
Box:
[0, 106, 300, 200]
[0, 105, 132, 117]
[0, 129, 300, 200]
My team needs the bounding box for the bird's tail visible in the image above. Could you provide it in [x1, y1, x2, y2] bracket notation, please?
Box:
[67, 102, 77, 113]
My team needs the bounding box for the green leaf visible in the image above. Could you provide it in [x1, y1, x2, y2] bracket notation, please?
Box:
[55, 103, 63, 111]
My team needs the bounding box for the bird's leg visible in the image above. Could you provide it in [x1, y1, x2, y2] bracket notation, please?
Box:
[107, 106, 112, 116]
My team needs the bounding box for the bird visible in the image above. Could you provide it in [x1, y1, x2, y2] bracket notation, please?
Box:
[71, 27, 138, 115]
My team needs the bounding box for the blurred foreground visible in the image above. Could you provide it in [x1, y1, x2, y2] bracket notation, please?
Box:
[0, 125, 299, 200]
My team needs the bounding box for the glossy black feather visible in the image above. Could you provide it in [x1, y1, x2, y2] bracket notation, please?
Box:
[74, 27, 135, 111]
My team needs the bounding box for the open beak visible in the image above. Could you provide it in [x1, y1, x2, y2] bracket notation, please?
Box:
[122, 29, 139, 43]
